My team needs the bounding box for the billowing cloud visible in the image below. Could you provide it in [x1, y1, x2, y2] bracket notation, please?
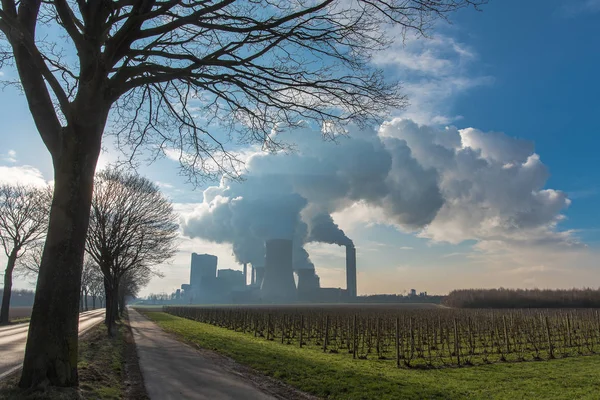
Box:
[180, 119, 571, 273]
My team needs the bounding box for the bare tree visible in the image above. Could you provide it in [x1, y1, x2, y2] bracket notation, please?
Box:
[0, 0, 485, 387]
[80, 258, 98, 311]
[15, 240, 44, 278]
[0, 184, 49, 325]
[88, 265, 104, 310]
[118, 265, 153, 313]
[86, 168, 178, 336]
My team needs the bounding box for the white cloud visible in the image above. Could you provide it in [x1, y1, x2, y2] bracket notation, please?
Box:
[0, 165, 48, 187]
[162, 146, 257, 179]
[560, 0, 600, 16]
[377, 119, 571, 247]
[156, 181, 174, 189]
[372, 31, 492, 125]
[2, 149, 17, 163]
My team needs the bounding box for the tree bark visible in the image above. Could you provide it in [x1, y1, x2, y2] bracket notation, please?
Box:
[19, 120, 103, 388]
[0, 249, 19, 325]
[104, 277, 119, 336]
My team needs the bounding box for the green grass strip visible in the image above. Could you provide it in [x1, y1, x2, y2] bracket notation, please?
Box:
[143, 311, 600, 400]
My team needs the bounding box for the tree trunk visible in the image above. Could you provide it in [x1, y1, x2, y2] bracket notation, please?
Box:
[92, 295, 96, 309]
[19, 121, 103, 388]
[84, 290, 89, 311]
[0, 249, 19, 325]
[118, 291, 125, 316]
[104, 277, 119, 336]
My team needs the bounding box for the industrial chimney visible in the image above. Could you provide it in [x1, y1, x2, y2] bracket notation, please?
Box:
[243, 262, 248, 286]
[346, 245, 357, 298]
[261, 239, 297, 302]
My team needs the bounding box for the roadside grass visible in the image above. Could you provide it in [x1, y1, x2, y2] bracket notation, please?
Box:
[142, 311, 600, 400]
[8, 317, 31, 324]
[0, 323, 126, 400]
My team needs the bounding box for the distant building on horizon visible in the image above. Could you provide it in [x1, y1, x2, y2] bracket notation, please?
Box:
[190, 253, 217, 288]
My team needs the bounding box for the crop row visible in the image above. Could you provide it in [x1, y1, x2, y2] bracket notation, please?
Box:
[163, 306, 600, 367]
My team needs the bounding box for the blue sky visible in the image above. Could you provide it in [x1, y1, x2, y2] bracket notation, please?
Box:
[451, 0, 600, 241]
[1, 0, 599, 296]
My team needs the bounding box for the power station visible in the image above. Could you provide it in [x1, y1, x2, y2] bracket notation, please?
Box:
[260, 239, 297, 302]
[180, 240, 358, 304]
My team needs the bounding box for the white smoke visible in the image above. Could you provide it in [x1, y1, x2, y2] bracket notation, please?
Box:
[181, 118, 571, 269]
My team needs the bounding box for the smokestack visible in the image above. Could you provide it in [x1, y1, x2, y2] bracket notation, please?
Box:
[261, 239, 297, 303]
[243, 262, 248, 286]
[346, 245, 357, 298]
[251, 265, 255, 285]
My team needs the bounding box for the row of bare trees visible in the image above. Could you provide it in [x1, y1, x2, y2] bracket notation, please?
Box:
[444, 288, 600, 308]
[1, 170, 178, 335]
[0, 184, 50, 324]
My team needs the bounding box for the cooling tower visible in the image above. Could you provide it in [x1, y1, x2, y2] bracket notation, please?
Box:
[296, 269, 320, 300]
[346, 245, 357, 298]
[261, 239, 297, 302]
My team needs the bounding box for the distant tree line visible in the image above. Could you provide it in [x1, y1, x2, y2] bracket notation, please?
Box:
[444, 288, 600, 308]
[0, 289, 35, 307]
[358, 294, 444, 304]
[0, 288, 103, 310]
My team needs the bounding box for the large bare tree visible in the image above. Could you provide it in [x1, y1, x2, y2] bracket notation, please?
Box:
[86, 168, 177, 336]
[0, 0, 485, 388]
[0, 184, 49, 325]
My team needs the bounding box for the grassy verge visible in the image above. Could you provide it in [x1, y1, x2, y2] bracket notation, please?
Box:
[0, 320, 138, 400]
[8, 317, 31, 324]
[142, 311, 600, 400]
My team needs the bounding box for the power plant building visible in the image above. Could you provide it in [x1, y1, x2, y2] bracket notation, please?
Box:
[261, 239, 297, 303]
[190, 253, 218, 288]
[217, 268, 245, 291]
[296, 269, 321, 301]
[180, 239, 358, 304]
